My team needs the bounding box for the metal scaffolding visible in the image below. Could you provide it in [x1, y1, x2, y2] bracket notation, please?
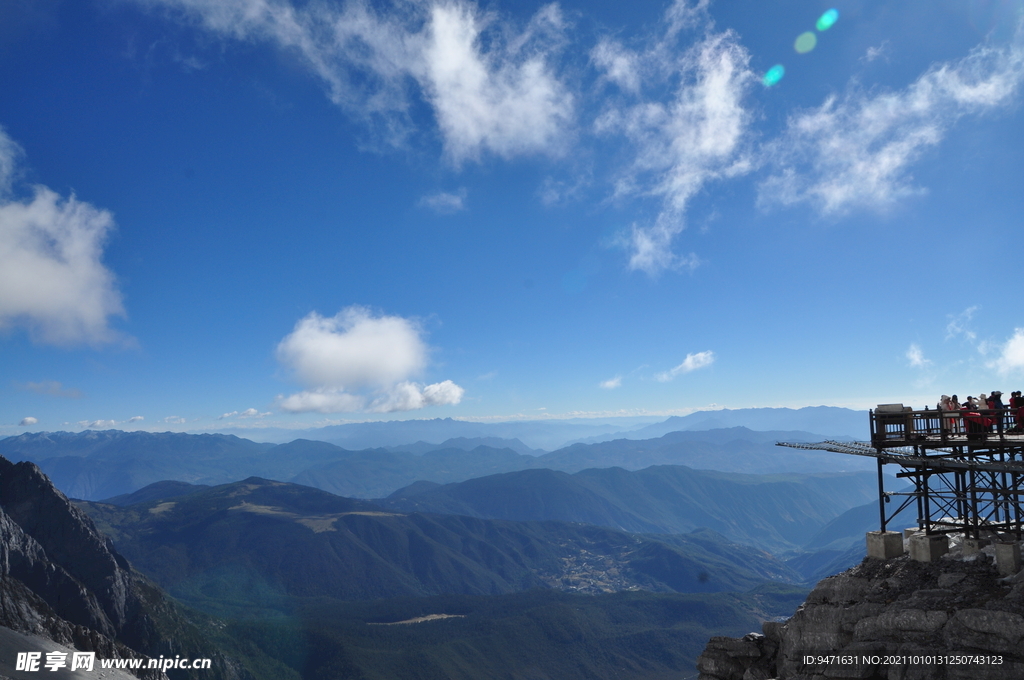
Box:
[778, 406, 1024, 539]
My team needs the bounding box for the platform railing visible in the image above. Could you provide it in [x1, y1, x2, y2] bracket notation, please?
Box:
[870, 406, 1023, 446]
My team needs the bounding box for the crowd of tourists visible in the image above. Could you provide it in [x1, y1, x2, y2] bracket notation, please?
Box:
[937, 391, 1024, 433]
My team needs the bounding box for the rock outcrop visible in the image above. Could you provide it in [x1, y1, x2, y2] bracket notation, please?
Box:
[696, 545, 1024, 679]
[0, 455, 251, 680]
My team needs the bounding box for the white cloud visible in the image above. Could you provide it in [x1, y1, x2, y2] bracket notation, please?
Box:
[19, 417, 38, 426]
[127, 415, 144, 423]
[241, 407, 270, 418]
[276, 306, 463, 413]
[418, 3, 573, 163]
[418, 188, 467, 214]
[134, 0, 572, 163]
[595, 8, 755, 274]
[0, 127, 126, 346]
[760, 31, 1024, 214]
[599, 376, 622, 389]
[906, 343, 932, 368]
[162, 416, 186, 424]
[369, 379, 465, 412]
[656, 350, 715, 381]
[278, 388, 367, 414]
[277, 307, 427, 388]
[990, 328, 1024, 375]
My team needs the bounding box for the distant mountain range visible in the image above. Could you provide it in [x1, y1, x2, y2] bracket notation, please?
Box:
[0, 426, 873, 501]
[386, 436, 545, 456]
[216, 416, 662, 450]
[205, 406, 869, 450]
[565, 406, 868, 445]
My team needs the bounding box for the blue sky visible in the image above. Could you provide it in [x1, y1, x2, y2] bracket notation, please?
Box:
[3, 0, 1024, 436]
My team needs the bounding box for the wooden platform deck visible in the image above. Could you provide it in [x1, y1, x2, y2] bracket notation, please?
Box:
[871, 406, 1024, 449]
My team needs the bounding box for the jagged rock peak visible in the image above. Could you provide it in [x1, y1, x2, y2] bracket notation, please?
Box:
[0, 456, 136, 635]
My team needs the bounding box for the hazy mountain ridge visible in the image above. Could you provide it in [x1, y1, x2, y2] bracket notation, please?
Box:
[1, 406, 866, 451]
[380, 466, 879, 553]
[385, 436, 545, 456]
[566, 407, 868, 445]
[1, 423, 872, 501]
[289, 443, 537, 498]
[312, 416, 664, 452]
[534, 428, 870, 476]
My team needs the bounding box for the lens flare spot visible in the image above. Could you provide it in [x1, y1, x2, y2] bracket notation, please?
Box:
[763, 64, 785, 87]
[794, 31, 817, 54]
[816, 8, 839, 32]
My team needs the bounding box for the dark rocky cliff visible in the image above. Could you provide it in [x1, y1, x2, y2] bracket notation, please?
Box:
[696, 547, 1024, 680]
[0, 456, 250, 680]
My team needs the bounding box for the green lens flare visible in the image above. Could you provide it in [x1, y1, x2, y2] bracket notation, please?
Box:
[816, 8, 839, 31]
[763, 64, 785, 87]
[794, 31, 817, 54]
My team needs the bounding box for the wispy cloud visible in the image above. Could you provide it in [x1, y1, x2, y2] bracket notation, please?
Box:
[538, 174, 590, 206]
[19, 380, 83, 398]
[418, 188, 467, 214]
[0, 126, 127, 346]
[133, 0, 573, 162]
[78, 419, 118, 429]
[655, 350, 714, 381]
[861, 41, 890, 64]
[219, 408, 271, 419]
[276, 306, 463, 413]
[599, 376, 622, 389]
[906, 343, 932, 368]
[760, 29, 1024, 215]
[595, 2, 755, 274]
[76, 415, 144, 429]
[592, 38, 641, 94]
[989, 328, 1024, 376]
[946, 306, 979, 342]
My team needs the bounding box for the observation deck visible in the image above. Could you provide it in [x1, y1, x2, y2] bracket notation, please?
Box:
[870, 403, 1024, 448]
[779, 404, 1024, 548]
